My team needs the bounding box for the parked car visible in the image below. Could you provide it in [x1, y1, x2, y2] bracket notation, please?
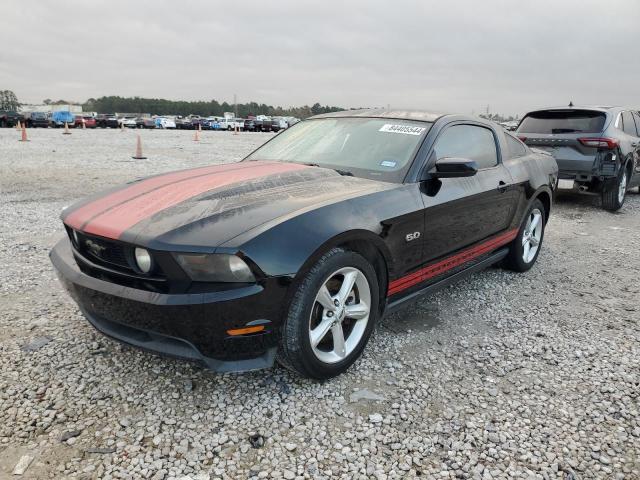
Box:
[136, 117, 156, 129]
[253, 119, 264, 132]
[190, 117, 208, 130]
[217, 118, 234, 130]
[0, 110, 24, 128]
[270, 120, 281, 133]
[243, 119, 256, 132]
[174, 117, 193, 129]
[51, 109, 557, 379]
[202, 119, 217, 130]
[74, 116, 97, 128]
[119, 117, 137, 128]
[500, 121, 519, 131]
[155, 117, 176, 129]
[26, 112, 49, 128]
[49, 111, 75, 128]
[95, 114, 119, 128]
[517, 106, 640, 211]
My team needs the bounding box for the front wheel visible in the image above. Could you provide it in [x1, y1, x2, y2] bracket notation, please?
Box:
[602, 167, 628, 211]
[503, 199, 546, 272]
[278, 248, 379, 379]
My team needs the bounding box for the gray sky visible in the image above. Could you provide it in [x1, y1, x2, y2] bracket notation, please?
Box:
[1, 0, 638, 116]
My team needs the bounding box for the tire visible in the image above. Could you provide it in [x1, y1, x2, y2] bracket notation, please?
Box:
[602, 166, 629, 211]
[503, 199, 546, 273]
[277, 248, 379, 379]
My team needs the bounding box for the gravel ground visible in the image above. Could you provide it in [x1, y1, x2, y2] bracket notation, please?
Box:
[0, 128, 638, 480]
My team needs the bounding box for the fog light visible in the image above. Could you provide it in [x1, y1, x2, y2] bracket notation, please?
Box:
[134, 247, 152, 273]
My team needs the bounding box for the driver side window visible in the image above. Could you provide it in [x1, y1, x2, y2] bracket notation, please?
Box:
[434, 125, 498, 169]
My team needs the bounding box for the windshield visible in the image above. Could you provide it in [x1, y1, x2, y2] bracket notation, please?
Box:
[518, 110, 606, 134]
[245, 117, 431, 182]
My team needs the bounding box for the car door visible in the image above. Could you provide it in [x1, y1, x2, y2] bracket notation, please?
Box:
[630, 112, 640, 185]
[419, 122, 518, 264]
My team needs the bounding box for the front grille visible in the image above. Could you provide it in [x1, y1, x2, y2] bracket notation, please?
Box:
[64, 227, 172, 293]
[76, 231, 132, 270]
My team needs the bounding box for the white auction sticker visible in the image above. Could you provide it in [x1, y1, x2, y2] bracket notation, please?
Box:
[379, 124, 425, 135]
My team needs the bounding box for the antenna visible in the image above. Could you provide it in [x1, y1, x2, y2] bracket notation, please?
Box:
[568, 100, 574, 107]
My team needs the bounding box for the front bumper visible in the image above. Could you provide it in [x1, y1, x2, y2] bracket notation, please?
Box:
[50, 239, 285, 373]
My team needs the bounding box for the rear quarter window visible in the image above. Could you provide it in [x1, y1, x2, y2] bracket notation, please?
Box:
[621, 111, 638, 137]
[506, 134, 527, 158]
[518, 110, 605, 134]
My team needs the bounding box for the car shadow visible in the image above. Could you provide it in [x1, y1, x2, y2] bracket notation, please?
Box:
[380, 299, 442, 334]
[554, 191, 603, 211]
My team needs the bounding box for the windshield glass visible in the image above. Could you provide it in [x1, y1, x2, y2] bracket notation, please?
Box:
[245, 117, 431, 182]
[518, 110, 606, 134]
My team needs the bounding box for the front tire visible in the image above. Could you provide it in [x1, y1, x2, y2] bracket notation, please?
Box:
[278, 248, 379, 379]
[602, 167, 628, 211]
[503, 199, 546, 272]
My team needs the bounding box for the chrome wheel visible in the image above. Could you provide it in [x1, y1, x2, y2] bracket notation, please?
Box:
[522, 208, 543, 264]
[309, 267, 371, 364]
[618, 171, 628, 204]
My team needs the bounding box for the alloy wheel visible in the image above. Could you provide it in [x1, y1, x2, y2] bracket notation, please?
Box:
[309, 267, 371, 364]
[522, 208, 543, 264]
[618, 171, 627, 204]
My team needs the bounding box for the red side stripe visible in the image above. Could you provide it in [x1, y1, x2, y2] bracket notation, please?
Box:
[64, 162, 263, 231]
[81, 162, 308, 239]
[388, 228, 518, 296]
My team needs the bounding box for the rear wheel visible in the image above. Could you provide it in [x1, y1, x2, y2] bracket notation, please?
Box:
[602, 167, 628, 211]
[503, 199, 546, 272]
[278, 248, 379, 379]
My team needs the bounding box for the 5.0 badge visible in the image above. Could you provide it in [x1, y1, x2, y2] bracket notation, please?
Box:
[405, 232, 421, 242]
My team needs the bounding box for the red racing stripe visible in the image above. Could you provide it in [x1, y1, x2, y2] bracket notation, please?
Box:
[64, 162, 263, 231]
[388, 228, 518, 296]
[72, 162, 308, 239]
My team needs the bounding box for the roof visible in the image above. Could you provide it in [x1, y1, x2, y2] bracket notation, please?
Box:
[311, 109, 444, 123]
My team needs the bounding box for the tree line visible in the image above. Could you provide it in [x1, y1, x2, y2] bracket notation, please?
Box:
[82, 96, 345, 119]
[0, 90, 20, 111]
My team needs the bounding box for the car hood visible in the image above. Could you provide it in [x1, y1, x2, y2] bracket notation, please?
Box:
[62, 161, 392, 250]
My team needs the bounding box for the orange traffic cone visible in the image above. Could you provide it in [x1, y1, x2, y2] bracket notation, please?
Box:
[194, 127, 200, 142]
[82, 118, 86, 129]
[19, 123, 29, 142]
[63, 122, 71, 135]
[132, 134, 147, 159]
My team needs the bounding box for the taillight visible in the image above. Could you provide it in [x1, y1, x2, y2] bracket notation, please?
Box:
[578, 137, 619, 149]
[517, 136, 527, 142]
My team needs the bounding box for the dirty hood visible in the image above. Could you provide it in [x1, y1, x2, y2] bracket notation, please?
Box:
[62, 161, 389, 250]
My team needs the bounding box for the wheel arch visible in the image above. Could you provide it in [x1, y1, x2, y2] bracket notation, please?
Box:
[624, 157, 633, 177]
[288, 230, 392, 316]
[533, 188, 552, 224]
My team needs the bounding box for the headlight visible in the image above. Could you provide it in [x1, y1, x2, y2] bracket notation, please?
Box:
[174, 253, 255, 283]
[134, 247, 152, 273]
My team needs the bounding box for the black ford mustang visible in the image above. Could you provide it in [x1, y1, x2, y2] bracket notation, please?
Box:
[51, 110, 558, 379]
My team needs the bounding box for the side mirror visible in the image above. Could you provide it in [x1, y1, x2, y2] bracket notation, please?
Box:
[429, 158, 478, 178]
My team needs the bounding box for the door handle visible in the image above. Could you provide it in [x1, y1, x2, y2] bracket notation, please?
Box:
[498, 181, 508, 193]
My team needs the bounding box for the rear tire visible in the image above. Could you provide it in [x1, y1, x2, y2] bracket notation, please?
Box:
[602, 167, 628, 211]
[277, 248, 379, 379]
[503, 199, 546, 273]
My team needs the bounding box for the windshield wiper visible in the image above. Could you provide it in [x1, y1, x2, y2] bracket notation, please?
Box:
[303, 163, 353, 176]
